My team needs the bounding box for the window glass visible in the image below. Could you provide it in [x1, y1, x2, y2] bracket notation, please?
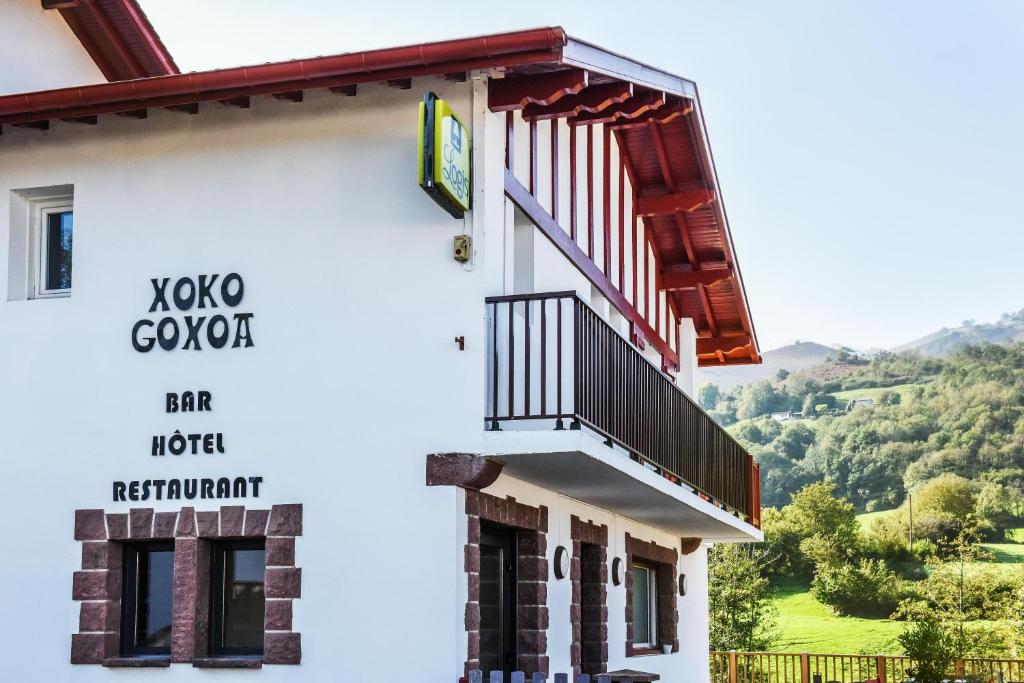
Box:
[632, 564, 651, 645]
[122, 543, 174, 656]
[212, 541, 266, 655]
[44, 210, 72, 291]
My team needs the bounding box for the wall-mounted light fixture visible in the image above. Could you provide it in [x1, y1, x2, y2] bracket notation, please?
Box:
[554, 546, 569, 580]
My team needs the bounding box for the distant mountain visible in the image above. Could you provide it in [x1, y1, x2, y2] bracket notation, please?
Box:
[894, 311, 1024, 357]
[698, 341, 838, 389]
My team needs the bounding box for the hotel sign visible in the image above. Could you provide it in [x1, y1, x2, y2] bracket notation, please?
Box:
[418, 91, 471, 218]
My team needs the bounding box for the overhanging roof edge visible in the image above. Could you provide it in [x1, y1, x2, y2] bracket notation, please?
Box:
[562, 37, 697, 99]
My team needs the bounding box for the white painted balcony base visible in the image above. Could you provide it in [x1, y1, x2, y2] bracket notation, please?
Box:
[481, 428, 763, 543]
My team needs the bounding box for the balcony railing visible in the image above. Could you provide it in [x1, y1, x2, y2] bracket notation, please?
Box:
[485, 291, 760, 527]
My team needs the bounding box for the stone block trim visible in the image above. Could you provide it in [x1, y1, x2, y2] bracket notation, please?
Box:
[72, 505, 303, 666]
[570, 516, 608, 678]
[624, 534, 678, 658]
[464, 490, 550, 677]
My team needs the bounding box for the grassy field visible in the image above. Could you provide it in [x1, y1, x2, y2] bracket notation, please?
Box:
[772, 526, 1024, 654]
[830, 383, 922, 404]
[856, 508, 899, 529]
[774, 583, 904, 654]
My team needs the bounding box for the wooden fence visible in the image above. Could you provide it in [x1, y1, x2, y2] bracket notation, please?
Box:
[460, 674, 638, 683]
[710, 651, 1024, 683]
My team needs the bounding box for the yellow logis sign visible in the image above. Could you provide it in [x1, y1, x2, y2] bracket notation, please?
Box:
[418, 92, 471, 218]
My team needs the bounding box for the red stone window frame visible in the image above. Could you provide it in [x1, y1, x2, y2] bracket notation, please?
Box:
[464, 491, 549, 677]
[72, 504, 303, 668]
[623, 533, 678, 658]
[570, 515, 608, 678]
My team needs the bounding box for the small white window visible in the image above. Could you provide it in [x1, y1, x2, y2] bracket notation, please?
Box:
[631, 561, 658, 648]
[30, 195, 74, 298]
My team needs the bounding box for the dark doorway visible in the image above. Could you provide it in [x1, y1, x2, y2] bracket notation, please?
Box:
[479, 523, 517, 679]
[580, 543, 603, 675]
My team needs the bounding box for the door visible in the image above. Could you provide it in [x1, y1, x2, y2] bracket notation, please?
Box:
[479, 524, 517, 679]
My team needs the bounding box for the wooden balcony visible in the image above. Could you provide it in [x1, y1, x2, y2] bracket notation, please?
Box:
[485, 291, 760, 528]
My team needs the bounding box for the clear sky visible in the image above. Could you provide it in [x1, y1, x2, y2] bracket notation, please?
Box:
[140, 0, 1024, 351]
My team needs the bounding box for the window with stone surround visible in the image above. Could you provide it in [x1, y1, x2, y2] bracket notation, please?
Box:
[120, 541, 175, 658]
[210, 540, 266, 657]
[464, 491, 549, 678]
[72, 504, 302, 669]
[623, 534, 678, 658]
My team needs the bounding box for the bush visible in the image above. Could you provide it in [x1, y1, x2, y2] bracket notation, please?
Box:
[810, 558, 902, 618]
[899, 616, 956, 683]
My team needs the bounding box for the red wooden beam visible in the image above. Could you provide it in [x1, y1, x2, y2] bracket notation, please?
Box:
[550, 121, 559, 222]
[696, 335, 751, 355]
[529, 120, 538, 195]
[569, 124, 577, 241]
[165, 103, 198, 114]
[608, 100, 693, 131]
[62, 115, 98, 124]
[521, 82, 632, 120]
[586, 125, 594, 258]
[273, 91, 304, 103]
[661, 268, 732, 290]
[505, 169, 679, 368]
[648, 120, 676, 191]
[602, 124, 611, 277]
[505, 111, 514, 172]
[570, 90, 665, 126]
[488, 69, 588, 112]
[697, 283, 719, 337]
[672, 211, 700, 269]
[635, 190, 716, 216]
[618, 156, 625, 291]
[219, 96, 250, 108]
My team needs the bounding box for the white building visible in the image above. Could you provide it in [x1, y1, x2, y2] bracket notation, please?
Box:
[0, 2, 763, 681]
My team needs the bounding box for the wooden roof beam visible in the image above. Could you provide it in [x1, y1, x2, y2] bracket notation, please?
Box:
[697, 335, 752, 355]
[571, 90, 665, 126]
[219, 96, 250, 108]
[648, 120, 676, 191]
[697, 283, 718, 336]
[636, 189, 716, 216]
[488, 68, 588, 112]
[672, 211, 700, 269]
[166, 103, 199, 114]
[661, 268, 732, 290]
[609, 100, 693, 130]
[521, 81, 632, 121]
[273, 91, 304, 103]
[329, 84, 358, 96]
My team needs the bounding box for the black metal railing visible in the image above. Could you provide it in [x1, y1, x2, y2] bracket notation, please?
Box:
[485, 291, 758, 524]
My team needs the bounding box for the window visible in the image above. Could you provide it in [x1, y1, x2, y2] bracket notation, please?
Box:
[631, 561, 658, 648]
[210, 540, 266, 656]
[31, 196, 73, 298]
[120, 542, 175, 657]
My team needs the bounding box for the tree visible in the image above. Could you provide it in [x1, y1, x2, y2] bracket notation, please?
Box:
[708, 544, 778, 651]
[698, 383, 722, 410]
[762, 483, 860, 579]
[737, 381, 781, 420]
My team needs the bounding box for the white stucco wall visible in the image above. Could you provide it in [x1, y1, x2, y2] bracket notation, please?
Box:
[0, 79, 482, 681]
[0, 0, 105, 95]
[0, 73, 715, 681]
